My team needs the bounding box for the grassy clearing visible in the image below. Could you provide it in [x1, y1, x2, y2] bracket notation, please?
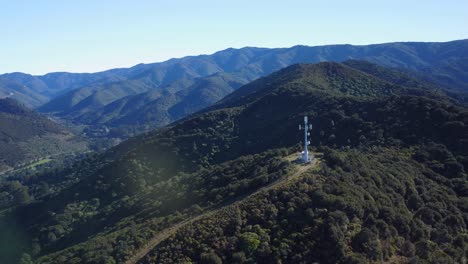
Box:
[23, 158, 52, 169]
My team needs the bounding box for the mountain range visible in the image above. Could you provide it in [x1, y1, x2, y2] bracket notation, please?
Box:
[2, 39, 467, 137]
[1, 60, 466, 263]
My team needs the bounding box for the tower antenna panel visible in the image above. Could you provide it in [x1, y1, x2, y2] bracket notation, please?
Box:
[299, 115, 314, 163]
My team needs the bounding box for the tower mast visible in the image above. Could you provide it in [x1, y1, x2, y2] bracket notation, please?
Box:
[299, 116, 313, 163]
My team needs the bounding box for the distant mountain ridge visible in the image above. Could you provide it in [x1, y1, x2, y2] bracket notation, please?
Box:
[1, 39, 467, 136]
[0, 66, 150, 108]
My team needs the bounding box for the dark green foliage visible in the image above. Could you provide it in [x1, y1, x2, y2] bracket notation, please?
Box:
[0, 181, 30, 206]
[3, 149, 289, 263]
[200, 252, 223, 264]
[1, 61, 467, 263]
[143, 149, 467, 263]
[18, 253, 33, 264]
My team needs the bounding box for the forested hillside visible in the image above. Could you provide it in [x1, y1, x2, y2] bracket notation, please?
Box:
[0, 62, 466, 264]
[68, 72, 247, 137]
[0, 98, 88, 173]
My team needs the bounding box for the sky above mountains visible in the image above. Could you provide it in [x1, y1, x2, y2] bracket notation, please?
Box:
[2, 0, 467, 75]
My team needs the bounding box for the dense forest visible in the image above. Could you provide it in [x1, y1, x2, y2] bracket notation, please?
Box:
[0, 61, 466, 263]
[143, 148, 466, 263]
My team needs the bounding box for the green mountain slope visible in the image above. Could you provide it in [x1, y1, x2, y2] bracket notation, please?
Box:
[0, 62, 467, 264]
[71, 72, 247, 135]
[0, 98, 88, 173]
[0, 79, 49, 108]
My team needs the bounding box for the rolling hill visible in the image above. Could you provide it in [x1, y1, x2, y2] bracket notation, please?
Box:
[31, 39, 468, 137]
[0, 78, 49, 108]
[73, 72, 247, 135]
[0, 61, 466, 263]
[0, 98, 88, 173]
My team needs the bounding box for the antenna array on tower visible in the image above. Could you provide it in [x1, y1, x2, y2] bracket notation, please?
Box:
[299, 116, 313, 163]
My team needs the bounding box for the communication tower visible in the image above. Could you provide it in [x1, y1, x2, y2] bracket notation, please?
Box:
[299, 116, 313, 163]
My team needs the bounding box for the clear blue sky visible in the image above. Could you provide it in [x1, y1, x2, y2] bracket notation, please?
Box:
[1, 0, 467, 75]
